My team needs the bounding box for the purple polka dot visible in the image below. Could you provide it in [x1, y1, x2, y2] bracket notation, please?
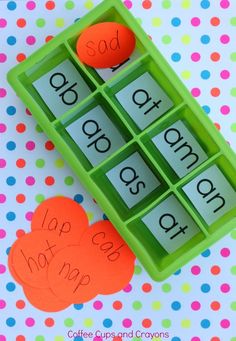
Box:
[220, 0, 230, 8]
[191, 265, 201, 275]
[26, 35, 36, 45]
[191, 52, 201, 62]
[0, 335, 6, 341]
[220, 283, 230, 293]
[0, 229, 6, 239]
[220, 70, 230, 79]
[25, 211, 33, 221]
[93, 300, 103, 310]
[220, 319, 230, 328]
[0, 194, 6, 203]
[0, 53, 7, 63]
[123, 283, 132, 292]
[0, 124, 6, 133]
[26, 1, 36, 10]
[191, 301, 201, 311]
[124, 0, 133, 9]
[0, 300, 6, 309]
[0, 264, 6, 274]
[220, 248, 230, 257]
[191, 88, 201, 97]
[25, 317, 35, 327]
[191, 17, 201, 26]
[0, 88, 7, 98]
[25, 141, 35, 150]
[25, 176, 35, 185]
[0, 159, 6, 168]
[220, 105, 230, 115]
[220, 34, 230, 44]
[122, 318, 132, 328]
[0, 19, 7, 28]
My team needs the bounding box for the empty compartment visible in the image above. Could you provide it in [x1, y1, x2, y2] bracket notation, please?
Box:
[18, 45, 96, 121]
[104, 55, 182, 134]
[142, 105, 219, 182]
[91, 143, 167, 220]
[57, 92, 132, 171]
[180, 156, 236, 234]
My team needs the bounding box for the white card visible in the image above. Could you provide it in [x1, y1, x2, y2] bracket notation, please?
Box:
[152, 120, 208, 178]
[106, 152, 160, 208]
[116, 72, 173, 130]
[142, 195, 200, 253]
[33, 59, 91, 118]
[95, 48, 141, 81]
[66, 106, 126, 166]
[183, 165, 236, 225]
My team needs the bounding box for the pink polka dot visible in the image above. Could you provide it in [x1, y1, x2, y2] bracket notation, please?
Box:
[220, 105, 230, 115]
[191, 88, 201, 97]
[124, 0, 133, 9]
[0, 194, 6, 203]
[191, 265, 201, 275]
[220, 319, 230, 328]
[25, 141, 35, 150]
[220, 34, 230, 44]
[25, 211, 33, 221]
[0, 264, 6, 274]
[0, 19, 7, 28]
[0, 53, 7, 63]
[122, 318, 132, 328]
[191, 338, 200, 341]
[0, 88, 7, 98]
[191, 52, 201, 62]
[191, 301, 201, 311]
[0, 299, 6, 309]
[220, 70, 230, 79]
[220, 0, 230, 8]
[0, 124, 6, 133]
[93, 300, 103, 310]
[26, 1, 36, 10]
[26, 35, 36, 45]
[25, 318, 35, 327]
[0, 229, 6, 239]
[0, 336, 6, 341]
[93, 337, 102, 341]
[220, 283, 230, 293]
[220, 248, 230, 257]
[25, 176, 35, 185]
[0, 159, 6, 168]
[191, 17, 201, 26]
[123, 283, 132, 292]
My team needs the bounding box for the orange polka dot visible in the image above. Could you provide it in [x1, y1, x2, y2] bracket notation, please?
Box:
[214, 123, 221, 130]
[16, 229, 26, 238]
[16, 158, 26, 168]
[16, 336, 25, 341]
[17, 53, 26, 62]
[45, 1, 55, 10]
[45, 176, 55, 186]
[142, 283, 152, 293]
[142, 0, 152, 9]
[142, 318, 152, 328]
[211, 52, 221, 62]
[16, 18, 26, 28]
[45, 140, 54, 150]
[210, 17, 220, 26]
[210, 301, 221, 311]
[211, 87, 220, 97]
[211, 337, 220, 341]
[45, 35, 54, 43]
[16, 300, 25, 309]
[113, 300, 123, 310]
[16, 123, 26, 133]
[211, 265, 221, 275]
[16, 194, 26, 203]
[113, 337, 122, 341]
[45, 318, 54, 327]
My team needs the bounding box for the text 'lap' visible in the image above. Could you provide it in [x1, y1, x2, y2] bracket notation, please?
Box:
[33, 60, 91, 118]
[106, 152, 160, 208]
[183, 165, 236, 225]
[152, 120, 208, 178]
[66, 106, 125, 166]
[116, 72, 173, 130]
[142, 195, 200, 253]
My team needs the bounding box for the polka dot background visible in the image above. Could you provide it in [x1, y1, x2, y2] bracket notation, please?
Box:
[0, 0, 236, 340]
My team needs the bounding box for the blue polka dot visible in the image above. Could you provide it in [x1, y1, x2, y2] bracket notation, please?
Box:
[201, 283, 211, 293]
[201, 35, 210, 44]
[7, 1, 17, 10]
[6, 247, 11, 255]
[201, 0, 210, 9]
[171, 337, 181, 341]
[201, 249, 211, 257]
[6, 282, 16, 292]
[103, 214, 109, 220]
[171, 17, 181, 27]
[74, 337, 83, 341]
[201, 70, 211, 79]
[171, 53, 181, 62]
[171, 301, 181, 311]
[74, 18, 80, 23]
[6, 141, 16, 151]
[6, 212, 16, 221]
[6, 106, 16, 115]
[74, 194, 83, 204]
[73, 304, 84, 310]
[6, 317, 16, 327]
[174, 269, 181, 275]
[6, 176, 16, 186]
[7, 36, 17, 45]
[202, 105, 211, 114]
[103, 318, 113, 328]
[201, 319, 211, 328]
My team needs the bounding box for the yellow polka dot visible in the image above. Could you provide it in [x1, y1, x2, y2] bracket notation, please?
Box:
[84, 0, 94, 10]
[181, 283, 191, 293]
[181, 319, 191, 328]
[181, 70, 191, 80]
[152, 17, 162, 27]
[87, 211, 94, 222]
[181, 0, 192, 9]
[181, 34, 191, 45]
[55, 18, 65, 28]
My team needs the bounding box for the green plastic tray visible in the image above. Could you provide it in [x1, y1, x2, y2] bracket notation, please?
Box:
[7, 0, 236, 281]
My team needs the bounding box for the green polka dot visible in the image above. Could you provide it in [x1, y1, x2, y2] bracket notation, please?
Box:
[152, 301, 162, 310]
[65, 0, 75, 9]
[134, 265, 142, 274]
[181, 283, 191, 293]
[64, 176, 74, 185]
[230, 52, 236, 61]
[54, 158, 64, 168]
[231, 124, 236, 132]
[136, 18, 142, 25]
[230, 17, 236, 26]
[230, 301, 236, 311]
[35, 337, 45, 341]
[84, 0, 94, 9]
[231, 229, 236, 238]
[35, 194, 45, 203]
[132, 338, 142, 341]
[36, 18, 46, 28]
[35, 159, 45, 168]
[181, 0, 191, 9]
[83, 318, 93, 327]
[181, 34, 191, 45]
[162, 35, 172, 44]
[181, 70, 191, 80]
[132, 300, 142, 310]
[55, 18, 65, 28]
[152, 17, 162, 27]
[54, 337, 64, 341]
[162, 283, 171, 292]
[162, 0, 172, 9]
[231, 266, 236, 275]
[35, 124, 43, 132]
[231, 88, 236, 97]
[181, 319, 191, 328]
[64, 318, 74, 327]
[162, 319, 171, 328]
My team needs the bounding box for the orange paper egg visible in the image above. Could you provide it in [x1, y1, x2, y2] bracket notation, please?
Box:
[76, 22, 136, 68]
